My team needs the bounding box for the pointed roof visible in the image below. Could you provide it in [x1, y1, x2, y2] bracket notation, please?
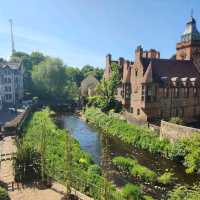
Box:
[0, 61, 22, 70]
[181, 15, 200, 42]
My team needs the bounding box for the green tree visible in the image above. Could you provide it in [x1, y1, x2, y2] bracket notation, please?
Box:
[65, 66, 83, 86]
[30, 51, 46, 66]
[32, 57, 67, 101]
[81, 65, 104, 81]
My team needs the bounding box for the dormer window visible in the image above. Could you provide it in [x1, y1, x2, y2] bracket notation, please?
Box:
[193, 87, 197, 97]
[184, 87, 189, 98]
[173, 88, 179, 98]
[163, 88, 169, 98]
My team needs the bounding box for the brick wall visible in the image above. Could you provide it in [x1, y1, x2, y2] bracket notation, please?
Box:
[160, 120, 200, 142]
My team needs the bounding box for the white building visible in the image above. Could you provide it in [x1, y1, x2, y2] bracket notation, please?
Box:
[0, 61, 23, 110]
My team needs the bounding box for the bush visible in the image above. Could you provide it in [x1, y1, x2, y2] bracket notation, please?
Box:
[112, 156, 157, 183]
[169, 117, 185, 125]
[157, 172, 174, 185]
[87, 164, 101, 175]
[143, 195, 154, 200]
[0, 187, 9, 200]
[84, 107, 172, 157]
[131, 165, 157, 182]
[168, 185, 200, 200]
[112, 156, 137, 172]
[122, 183, 141, 200]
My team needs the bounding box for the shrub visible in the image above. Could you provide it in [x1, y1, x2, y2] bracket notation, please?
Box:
[157, 172, 174, 185]
[168, 185, 200, 200]
[0, 187, 9, 200]
[112, 156, 137, 172]
[113, 156, 157, 183]
[131, 165, 157, 182]
[84, 107, 173, 157]
[122, 183, 141, 200]
[143, 195, 154, 200]
[87, 164, 101, 175]
[169, 117, 185, 125]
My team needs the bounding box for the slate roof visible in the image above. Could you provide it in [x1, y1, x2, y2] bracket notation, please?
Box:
[141, 58, 200, 82]
[0, 61, 21, 70]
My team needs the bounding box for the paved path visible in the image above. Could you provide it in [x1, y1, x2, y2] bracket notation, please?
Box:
[0, 136, 16, 188]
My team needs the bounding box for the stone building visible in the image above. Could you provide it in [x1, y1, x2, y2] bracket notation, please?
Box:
[80, 75, 99, 97]
[0, 61, 24, 110]
[104, 16, 200, 123]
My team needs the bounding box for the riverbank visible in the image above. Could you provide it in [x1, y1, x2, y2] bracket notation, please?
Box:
[62, 113, 200, 199]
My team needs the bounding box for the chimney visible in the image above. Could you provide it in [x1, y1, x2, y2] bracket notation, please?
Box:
[135, 45, 143, 60]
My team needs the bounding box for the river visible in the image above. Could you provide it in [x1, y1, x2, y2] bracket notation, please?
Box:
[62, 114, 200, 199]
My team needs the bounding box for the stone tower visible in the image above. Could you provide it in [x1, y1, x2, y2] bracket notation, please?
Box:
[176, 15, 200, 71]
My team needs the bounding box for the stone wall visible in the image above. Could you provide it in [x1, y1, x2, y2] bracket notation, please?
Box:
[160, 120, 200, 142]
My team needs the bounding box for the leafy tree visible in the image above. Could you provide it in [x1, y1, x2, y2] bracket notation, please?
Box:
[81, 65, 104, 81]
[30, 52, 46, 66]
[81, 65, 95, 78]
[32, 57, 67, 101]
[10, 51, 46, 95]
[88, 63, 121, 112]
[96, 63, 120, 103]
[65, 66, 83, 86]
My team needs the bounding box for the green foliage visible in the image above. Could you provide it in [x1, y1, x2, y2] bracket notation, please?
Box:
[168, 185, 200, 200]
[17, 108, 124, 199]
[112, 156, 137, 172]
[81, 65, 104, 81]
[91, 63, 122, 112]
[87, 96, 108, 110]
[84, 107, 172, 156]
[87, 164, 101, 175]
[11, 51, 46, 94]
[169, 117, 185, 125]
[179, 133, 200, 174]
[143, 195, 154, 200]
[157, 172, 174, 185]
[113, 156, 157, 182]
[0, 187, 9, 200]
[11, 51, 102, 105]
[131, 165, 157, 182]
[14, 143, 41, 182]
[122, 183, 142, 200]
[32, 57, 66, 100]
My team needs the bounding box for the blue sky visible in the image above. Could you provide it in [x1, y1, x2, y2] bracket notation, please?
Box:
[0, 0, 199, 68]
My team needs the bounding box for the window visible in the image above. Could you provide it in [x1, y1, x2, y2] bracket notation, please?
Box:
[173, 88, 179, 98]
[163, 88, 169, 98]
[130, 107, 133, 113]
[137, 109, 140, 115]
[135, 69, 138, 77]
[184, 88, 189, 98]
[193, 87, 197, 97]
[146, 86, 152, 102]
[5, 94, 12, 100]
[141, 85, 145, 101]
[193, 107, 197, 117]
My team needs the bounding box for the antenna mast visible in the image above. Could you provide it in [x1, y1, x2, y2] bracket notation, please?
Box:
[9, 19, 16, 54]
